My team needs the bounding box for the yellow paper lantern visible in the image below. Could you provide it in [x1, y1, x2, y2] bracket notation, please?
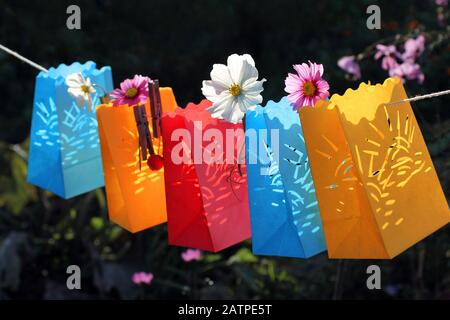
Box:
[299, 77, 449, 259]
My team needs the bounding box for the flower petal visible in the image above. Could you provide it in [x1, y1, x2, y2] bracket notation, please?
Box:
[244, 93, 263, 106]
[209, 92, 245, 124]
[222, 98, 244, 124]
[207, 92, 234, 119]
[293, 64, 310, 80]
[284, 73, 303, 94]
[87, 94, 93, 112]
[110, 88, 125, 99]
[120, 79, 133, 92]
[240, 95, 261, 112]
[287, 90, 305, 110]
[227, 54, 243, 83]
[68, 87, 83, 98]
[74, 95, 86, 108]
[240, 54, 255, 67]
[201, 80, 228, 102]
[65, 72, 84, 88]
[210, 63, 233, 88]
[242, 78, 265, 95]
[309, 61, 323, 81]
[238, 60, 259, 85]
[237, 95, 251, 113]
[316, 79, 330, 94]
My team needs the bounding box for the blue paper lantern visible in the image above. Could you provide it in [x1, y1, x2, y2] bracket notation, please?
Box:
[245, 97, 327, 258]
[27, 61, 113, 198]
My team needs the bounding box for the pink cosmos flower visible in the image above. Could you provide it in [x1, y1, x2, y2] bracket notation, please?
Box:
[402, 35, 425, 61]
[436, 0, 448, 6]
[110, 75, 150, 107]
[132, 272, 154, 285]
[284, 61, 330, 109]
[181, 249, 203, 262]
[375, 44, 399, 71]
[337, 56, 361, 80]
[389, 60, 425, 84]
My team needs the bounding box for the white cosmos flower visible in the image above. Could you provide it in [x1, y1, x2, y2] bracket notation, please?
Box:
[202, 54, 266, 124]
[65, 72, 96, 111]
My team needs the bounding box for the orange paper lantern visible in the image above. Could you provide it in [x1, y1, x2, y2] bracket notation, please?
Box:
[96, 87, 178, 233]
[299, 77, 449, 259]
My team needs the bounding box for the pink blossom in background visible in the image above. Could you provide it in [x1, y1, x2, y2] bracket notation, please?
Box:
[402, 35, 425, 61]
[369, 36, 426, 83]
[436, 0, 448, 6]
[381, 56, 398, 71]
[284, 61, 330, 110]
[110, 74, 150, 107]
[181, 249, 203, 262]
[374, 44, 398, 59]
[132, 272, 154, 285]
[437, 12, 446, 27]
[389, 60, 425, 84]
[375, 44, 400, 71]
[337, 56, 361, 80]
[339, 26, 429, 83]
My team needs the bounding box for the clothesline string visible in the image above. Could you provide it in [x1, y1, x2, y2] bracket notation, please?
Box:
[0, 43, 48, 73]
[1, 42, 449, 105]
[384, 89, 450, 106]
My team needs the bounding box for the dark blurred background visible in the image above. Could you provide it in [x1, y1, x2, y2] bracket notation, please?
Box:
[0, 0, 448, 299]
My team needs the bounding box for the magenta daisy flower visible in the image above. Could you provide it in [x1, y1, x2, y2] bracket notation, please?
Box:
[110, 74, 150, 107]
[284, 61, 330, 109]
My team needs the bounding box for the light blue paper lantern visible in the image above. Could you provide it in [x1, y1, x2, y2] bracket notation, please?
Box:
[27, 61, 113, 199]
[245, 97, 327, 258]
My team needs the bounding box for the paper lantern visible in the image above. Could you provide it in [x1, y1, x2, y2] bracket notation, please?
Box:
[299, 77, 449, 259]
[96, 87, 177, 233]
[245, 97, 327, 258]
[27, 61, 113, 198]
[162, 100, 251, 252]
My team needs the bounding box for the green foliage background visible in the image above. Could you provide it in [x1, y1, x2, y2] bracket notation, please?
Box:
[0, 0, 448, 299]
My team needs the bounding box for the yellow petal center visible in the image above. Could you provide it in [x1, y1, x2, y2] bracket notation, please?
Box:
[302, 81, 317, 97]
[80, 85, 90, 94]
[228, 84, 241, 97]
[125, 87, 138, 98]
